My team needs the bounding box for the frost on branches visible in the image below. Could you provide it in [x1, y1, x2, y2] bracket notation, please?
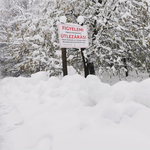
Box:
[0, 0, 150, 77]
[0, 0, 62, 77]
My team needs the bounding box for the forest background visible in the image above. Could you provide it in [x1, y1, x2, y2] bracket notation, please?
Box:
[0, 0, 150, 81]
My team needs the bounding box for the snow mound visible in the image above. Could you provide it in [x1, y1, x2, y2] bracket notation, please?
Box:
[77, 16, 84, 25]
[59, 16, 66, 23]
[31, 71, 49, 85]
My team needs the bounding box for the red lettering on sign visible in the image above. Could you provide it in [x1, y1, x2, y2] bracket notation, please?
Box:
[60, 33, 86, 39]
[62, 26, 84, 32]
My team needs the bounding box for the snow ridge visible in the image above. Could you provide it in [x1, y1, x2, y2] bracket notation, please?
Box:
[0, 72, 150, 150]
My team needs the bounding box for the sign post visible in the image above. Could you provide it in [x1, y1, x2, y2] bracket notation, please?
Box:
[59, 16, 68, 76]
[58, 16, 89, 77]
[61, 48, 68, 76]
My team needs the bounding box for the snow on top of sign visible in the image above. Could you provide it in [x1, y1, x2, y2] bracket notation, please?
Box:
[59, 16, 67, 23]
[93, 16, 97, 20]
[77, 16, 84, 25]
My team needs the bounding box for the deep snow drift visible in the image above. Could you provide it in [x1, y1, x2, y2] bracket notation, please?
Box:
[0, 72, 150, 150]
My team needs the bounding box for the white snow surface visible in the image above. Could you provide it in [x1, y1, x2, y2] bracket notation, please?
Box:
[1, 71, 150, 150]
[77, 16, 84, 25]
[59, 16, 67, 23]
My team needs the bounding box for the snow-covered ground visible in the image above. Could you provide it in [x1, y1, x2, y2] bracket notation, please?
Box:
[0, 71, 150, 150]
[99, 70, 149, 85]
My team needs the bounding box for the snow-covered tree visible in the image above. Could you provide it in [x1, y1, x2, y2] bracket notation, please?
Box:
[1, 0, 62, 76]
[1, 0, 150, 77]
[65, 0, 150, 77]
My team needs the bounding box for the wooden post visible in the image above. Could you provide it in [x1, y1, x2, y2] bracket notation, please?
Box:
[61, 48, 68, 76]
[81, 48, 88, 78]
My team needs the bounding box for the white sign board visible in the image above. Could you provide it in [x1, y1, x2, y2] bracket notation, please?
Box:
[58, 23, 89, 48]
